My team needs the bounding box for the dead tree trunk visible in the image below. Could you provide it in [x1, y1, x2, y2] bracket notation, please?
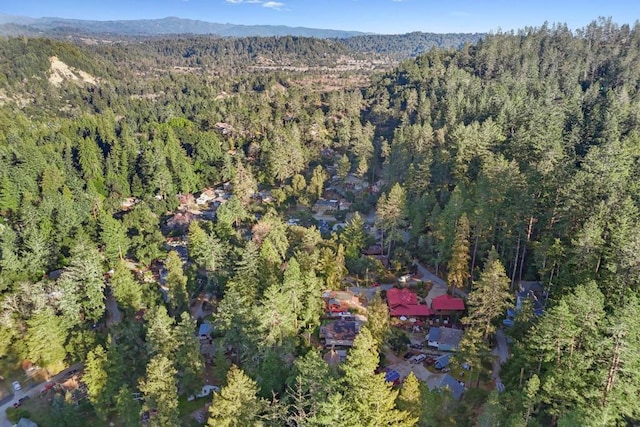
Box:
[602, 337, 621, 407]
[511, 235, 521, 292]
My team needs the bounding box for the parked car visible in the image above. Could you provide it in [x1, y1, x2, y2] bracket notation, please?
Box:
[411, 354, 427, 364]
[403, 352, 415, 361]
[11, 381, 21, 391]
[62, 369, 78, 379]
[43, 382, 56, 392]
[409, 342, 424, 349]
[13, 395, 30, 408]
[187, 385, 221, 401]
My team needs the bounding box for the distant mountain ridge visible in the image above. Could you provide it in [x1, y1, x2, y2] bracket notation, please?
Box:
[0, 14, 368, 38]
[0, 13, 485, 61]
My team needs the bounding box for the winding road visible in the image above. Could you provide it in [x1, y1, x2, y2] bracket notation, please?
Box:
[414, 261, 449, 307]
[105, 294, 122, 326]
[492, 329, 509, 392]
[413, 259, 469, 303]
[0, 363, 83, 427]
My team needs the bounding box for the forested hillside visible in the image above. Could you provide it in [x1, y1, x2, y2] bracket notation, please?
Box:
[91, 35, 355, 71]
[337, 31, 483, 59]
[0, 18, 639, 426]
[365, 19, 640, 425]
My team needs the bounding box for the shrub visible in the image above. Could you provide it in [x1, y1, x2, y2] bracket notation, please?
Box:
[6, 407, 31, 423]
[334, 209, 348, 222]
[387, 328, 410, 353]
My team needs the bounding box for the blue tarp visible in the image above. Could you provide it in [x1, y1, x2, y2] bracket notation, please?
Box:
[198, 322, 213, 337]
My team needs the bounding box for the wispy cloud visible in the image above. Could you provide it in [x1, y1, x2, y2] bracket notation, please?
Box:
[225, 0, 285, 7]
[263, 1, 285, 9]
[226, 0, 263, 4]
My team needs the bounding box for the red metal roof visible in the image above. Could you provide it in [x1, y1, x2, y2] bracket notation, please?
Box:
[387, 288, 432, 317]
[387, 288, 419, 307]
[431, 295, 465, 311]
[390, 305, 433, 317]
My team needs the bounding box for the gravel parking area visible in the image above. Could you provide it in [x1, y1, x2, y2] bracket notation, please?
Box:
[385, 349, 439, 383]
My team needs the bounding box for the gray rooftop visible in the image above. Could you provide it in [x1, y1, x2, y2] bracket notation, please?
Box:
[428, 327, 463, 349]
[432, 374, 464, 400]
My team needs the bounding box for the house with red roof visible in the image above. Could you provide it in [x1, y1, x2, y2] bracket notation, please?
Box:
[386, 288, 432, 318]
[431, 294, 465, 316]
[322, 290, 361, 314]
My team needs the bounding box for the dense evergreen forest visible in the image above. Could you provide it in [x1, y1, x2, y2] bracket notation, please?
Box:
[338, 32, 483, 59]
[0, 18, 639, 426]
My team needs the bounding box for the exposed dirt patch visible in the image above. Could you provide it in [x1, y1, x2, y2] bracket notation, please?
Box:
[0, 89, 31, 107]
[48, 56, 97, 87]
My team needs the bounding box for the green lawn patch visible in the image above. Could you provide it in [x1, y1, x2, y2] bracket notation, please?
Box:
[178, 395, 211, 426]
[178, 394, 210, 416]
[18, 393, 100, 427]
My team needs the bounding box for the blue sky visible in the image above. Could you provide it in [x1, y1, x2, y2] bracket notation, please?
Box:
[2, 0, 640, 34]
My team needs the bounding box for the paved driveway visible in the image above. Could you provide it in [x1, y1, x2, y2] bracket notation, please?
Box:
[105, 294, 122, 326]
[491, 329, 510, 392]
[348, 284, 394, 302]
[414, 260, 468, 302]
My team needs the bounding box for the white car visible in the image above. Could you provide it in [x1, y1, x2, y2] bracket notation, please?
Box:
[187, 385, 220, 401]
[12, 381, 21, 391]
[398, 274, 412, 283]
[411, 354, 427, 364]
